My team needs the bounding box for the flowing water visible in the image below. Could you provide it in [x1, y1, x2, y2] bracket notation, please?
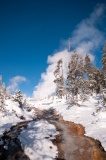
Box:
[0, 108, 106, 160]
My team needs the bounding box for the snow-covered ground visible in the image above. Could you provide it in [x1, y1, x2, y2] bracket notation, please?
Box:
[0, 99, 35, 137]
[19, 120, 58, 160]
[0, 95, 106, 160]
[0, 99, 58, 160]
[28, 95, 106, 151]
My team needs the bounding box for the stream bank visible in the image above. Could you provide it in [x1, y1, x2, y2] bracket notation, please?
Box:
[0, 121, 31, 160]
[0, 108, 106, 160]
[56, 115, 106, 160]
[34, 108, 106, 160]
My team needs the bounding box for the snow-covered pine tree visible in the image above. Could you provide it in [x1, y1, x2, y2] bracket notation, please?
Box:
[78, 56, 91, 101]
[77, 56, 85, 93]
[91, 66, 102, 94]
[102, 42, 106, 88]
[13, 90, 23, 108]
[0, 82, 6, 112]
[101, 42, 106, 108]
[84, 54, 93, 75]
[67, 51, 84, 104]
[54, 59, 65, 98]
[84, 54, 94, 95]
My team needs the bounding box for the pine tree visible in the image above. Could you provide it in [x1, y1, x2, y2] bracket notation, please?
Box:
[84, 54, 93, 75]
[77, 56, 89, 102]
[67, 51, 78, 101]
[84, 54, 95, 95]
[101, 42, 106, 108]
[54, 59, 65, 98]
[13, 90, 23, 108]
[92, 66, 102, 94]
[67, 51, 85, 104]
[0, 82, 6, 112]
[102, 42, 106, 88]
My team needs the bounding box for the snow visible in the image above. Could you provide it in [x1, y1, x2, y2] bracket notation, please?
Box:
[0, 95, 106, 159]
[0, 99, 58, 160]
[19, 120, 58, 160]
[5, 100, 36, 120]
[28, 95, 106, 151]
[0, 99, 36, 136]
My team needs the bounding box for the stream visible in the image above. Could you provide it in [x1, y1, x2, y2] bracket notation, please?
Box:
[0, 108, 106, 160]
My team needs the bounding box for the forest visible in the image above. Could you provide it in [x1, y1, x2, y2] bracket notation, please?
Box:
[54, 42, 106, 107]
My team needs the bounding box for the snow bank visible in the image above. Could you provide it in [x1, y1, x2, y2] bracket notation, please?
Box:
[5, 100, 36, 120]
[0, 100, 36, 136]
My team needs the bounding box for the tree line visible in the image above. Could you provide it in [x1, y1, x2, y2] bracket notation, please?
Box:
[54, 42, 106, 107]
[0, 81, 24, 112]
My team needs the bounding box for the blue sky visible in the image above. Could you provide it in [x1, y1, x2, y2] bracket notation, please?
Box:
[0, 0, 106, 97]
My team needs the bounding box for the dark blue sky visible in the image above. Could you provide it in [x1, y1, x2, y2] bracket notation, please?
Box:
[0, 0, 106, 96]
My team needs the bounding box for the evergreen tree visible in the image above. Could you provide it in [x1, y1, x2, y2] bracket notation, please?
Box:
[101, 42, 106, 107]
[67, 51, 78, 100]
[67, 51, 85, 104]
[84, 54, 93, 75]
[84, 54, 95, 95]
[102, 42, 106, 88]
[13, 90, 23, 108]
[92, 66, 102, 94]
[0, 82, 6, 112]
[54, 59, 65, 98]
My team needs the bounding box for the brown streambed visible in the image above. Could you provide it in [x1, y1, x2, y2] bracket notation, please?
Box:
[54, 115, 106, 160]
[0, 107, 106, 160]
[34, 108, 106, 160]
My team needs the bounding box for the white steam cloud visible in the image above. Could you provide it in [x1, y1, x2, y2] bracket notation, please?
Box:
[33, 4, 106, 100]
[7, 76, 27, 92]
